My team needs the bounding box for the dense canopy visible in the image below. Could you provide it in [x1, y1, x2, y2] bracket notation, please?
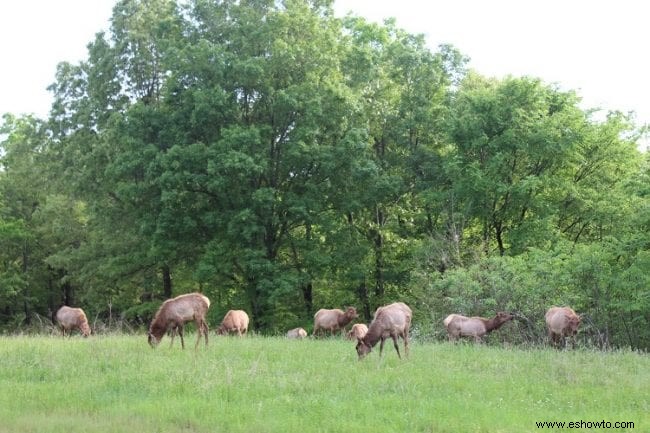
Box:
[1, 0, 649, 349]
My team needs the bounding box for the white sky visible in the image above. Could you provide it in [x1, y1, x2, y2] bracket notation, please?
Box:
[1, 0, 648, 147]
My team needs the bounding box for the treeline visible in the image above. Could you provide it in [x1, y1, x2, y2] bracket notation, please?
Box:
[1, 0, 649, 348]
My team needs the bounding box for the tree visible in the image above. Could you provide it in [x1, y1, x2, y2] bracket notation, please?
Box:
[326, 17, 464, 318]
[447, 74, 593, 256]
[46, 0, 187, 307]
[555, 111, 643, 245]
[0, 114, 67, 323]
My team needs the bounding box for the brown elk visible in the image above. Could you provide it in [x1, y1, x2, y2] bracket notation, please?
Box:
[545, 306, 581, 348]
[356, 302, 412, 359]
[443, 312, 514, 343]
[216, 310, 249, 336]
[313, 306, 358, 337]
[346, 323, 368, 340]
[55, 306, 91, 337]
[148, 293, 210, 349]
[286, 327, 308, 339]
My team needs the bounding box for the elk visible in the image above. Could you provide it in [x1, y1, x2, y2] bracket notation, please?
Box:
[356, 302, 412, 359]
[443, 312, 514, 343]
[346, 323, 368, 340]
[313, 306, 358, 337]
[55, 306, 91, 337]
[545, 306, 582, 348]
[148, 292, 210, 349]
[216, 310, 249, 336]
[286, 327, 308, 339]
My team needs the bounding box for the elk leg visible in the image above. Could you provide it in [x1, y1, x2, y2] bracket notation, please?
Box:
[202, 319, 209, 347]
[178, 325, 185, 349]
[552, 333, 557, 348]
[549, 330, 559, 348]
[403, 331, 409, 357]
[391, 334, 401, 359]
[194, 319, 201, 349]
[169, 326, 176, 347]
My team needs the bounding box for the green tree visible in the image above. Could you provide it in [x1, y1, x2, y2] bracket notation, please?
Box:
[447, 74, 596, 256]
[155, 0, 363, 328]
[555, 112, 643, 244]
[46, 0, 187, 308]
[327, 17, 464, 318]
[0, 115, 64, 324]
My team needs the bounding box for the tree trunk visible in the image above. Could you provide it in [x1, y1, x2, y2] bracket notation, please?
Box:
[494, 221, 505, 256]
[22, 247, 31, 325]
[356, 279, 371, 322]
[301, 281, 313, 318]
[373, 228, 385, 301]
[23, 297, 31, 326]
[243, 271, 264, 332]
[162, 264, 172, 298]
[62, 279, 73, 306]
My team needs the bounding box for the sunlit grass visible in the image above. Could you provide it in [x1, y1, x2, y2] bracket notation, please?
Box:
[0, 335, 647, 432]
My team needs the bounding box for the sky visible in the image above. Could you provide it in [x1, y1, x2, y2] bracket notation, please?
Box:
[1, 0, 648, 146]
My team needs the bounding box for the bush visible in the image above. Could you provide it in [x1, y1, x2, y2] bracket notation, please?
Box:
[413, 243, 650, 350]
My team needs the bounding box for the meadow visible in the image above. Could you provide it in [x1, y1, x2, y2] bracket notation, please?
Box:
[0, 334, 647, 433]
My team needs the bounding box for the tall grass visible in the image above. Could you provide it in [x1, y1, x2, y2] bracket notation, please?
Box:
[0, 335, 647, 433]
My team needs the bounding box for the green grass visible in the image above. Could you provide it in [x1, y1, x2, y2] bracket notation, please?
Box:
[0, 335, 647, 432]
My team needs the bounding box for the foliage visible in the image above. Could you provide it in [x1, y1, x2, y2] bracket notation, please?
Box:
[0, 0, 648, 349]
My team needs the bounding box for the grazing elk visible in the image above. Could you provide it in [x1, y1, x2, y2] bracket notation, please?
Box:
[55, 306, 91, 337]
[545, 306, 582, 348]
[443, 312, 514, 343]
[346, 323, 368, 340]
[356, 302, 412, 359]
[148, 292, 210, 349]
[216, 310, 249, 336]
[313, 306, 358, 337]
[286, 327, 308, 339]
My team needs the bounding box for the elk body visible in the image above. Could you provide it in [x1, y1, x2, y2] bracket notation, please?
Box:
[55, 306, 91, 337]
[356, 302, 412, 359]
[313, 307, 358, 337]
[286, 327, 307, 339]
[148, 293, 210, 349]
[545, 306, 581, 348]
[216, 310, 249, 336]
[346, 323, 368, 340]
[443, 312, 514, 343]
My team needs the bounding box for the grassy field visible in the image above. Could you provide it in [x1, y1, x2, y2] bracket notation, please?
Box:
[0, 334, 647, 433]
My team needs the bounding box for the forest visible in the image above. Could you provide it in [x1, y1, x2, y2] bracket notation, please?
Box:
[1, 0, 649, 349]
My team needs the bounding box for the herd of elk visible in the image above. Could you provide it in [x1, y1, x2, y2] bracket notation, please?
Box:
[54, 292, 583, 354]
